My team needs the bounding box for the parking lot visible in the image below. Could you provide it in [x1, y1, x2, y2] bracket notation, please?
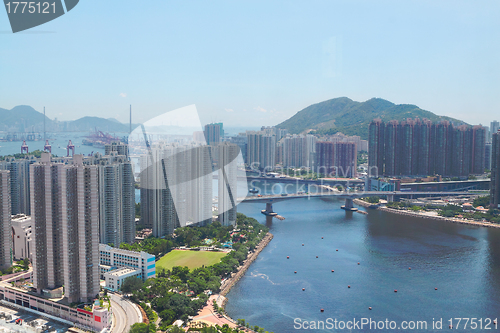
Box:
[0, 304, 71, 333]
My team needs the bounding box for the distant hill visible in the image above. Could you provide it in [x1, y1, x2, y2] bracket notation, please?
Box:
[276, 97, 466, 139]
[0, 106, 131, 133]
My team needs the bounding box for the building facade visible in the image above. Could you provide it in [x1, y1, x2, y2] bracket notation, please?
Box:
[490, 131, 500, 208]
[30, 153, 99, 304]
[0, 170, 11, 270]
[369, 118, 486, 178]
[11, 214, 32, 261]
[99, 244, 155, 281]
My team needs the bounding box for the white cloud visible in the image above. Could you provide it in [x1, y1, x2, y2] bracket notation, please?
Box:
[119, 93, 127, 98]
[225, 108, 234, 113]
[254, 106, 267, 113]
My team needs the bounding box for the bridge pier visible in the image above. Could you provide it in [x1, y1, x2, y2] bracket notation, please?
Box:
[387, 194, 394, 203]
[261, 202, 284, 223]
[341, 198, 358, 211]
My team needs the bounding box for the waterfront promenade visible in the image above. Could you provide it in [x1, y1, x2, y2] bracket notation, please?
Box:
[353, 199, 500, 229]
[191, 232, 274, 330]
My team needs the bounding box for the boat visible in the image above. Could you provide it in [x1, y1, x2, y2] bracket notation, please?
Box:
[249, 188, 259, 194]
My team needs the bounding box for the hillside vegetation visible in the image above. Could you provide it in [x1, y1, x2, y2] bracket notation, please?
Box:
[276, 97, 466, 139]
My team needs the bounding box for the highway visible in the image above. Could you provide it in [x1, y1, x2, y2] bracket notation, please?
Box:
[110, 293, 142, 333]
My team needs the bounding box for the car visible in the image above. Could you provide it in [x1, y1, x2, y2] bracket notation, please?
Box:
[281, 193, 288, 196]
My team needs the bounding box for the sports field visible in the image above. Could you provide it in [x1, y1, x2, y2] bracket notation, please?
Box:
[156, 250, 227, 270]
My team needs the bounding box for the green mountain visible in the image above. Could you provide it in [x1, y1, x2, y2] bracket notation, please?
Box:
[276, 97, 466, 139]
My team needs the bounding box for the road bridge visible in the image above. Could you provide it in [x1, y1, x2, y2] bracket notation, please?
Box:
[237, 190, 472, 224]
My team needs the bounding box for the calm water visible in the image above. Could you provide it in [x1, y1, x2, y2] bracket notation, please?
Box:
[226, 197, 500, 332]
[0, 132, 105, 157]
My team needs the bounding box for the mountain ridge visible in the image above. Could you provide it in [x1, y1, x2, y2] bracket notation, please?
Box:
[276, 97, 467, 139]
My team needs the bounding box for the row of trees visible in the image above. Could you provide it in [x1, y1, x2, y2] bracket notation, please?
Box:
[123, 213, 269, 330]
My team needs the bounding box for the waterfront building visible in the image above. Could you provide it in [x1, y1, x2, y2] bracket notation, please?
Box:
[204, 123, 223, 145]
[368, 119, 385, 177]
[218, 142, 238, 226]
[11, 214, 32, 261]
[246, 131, 276, 170]
[0, 170, 11, 270]
[315, 141, 335, 176]
[98, 244, 155, 281]
[369, 118, 486, 178]
[282, 135, 316, 169]
[30, 153, 99, 304]
[490, 131, 500, 208]
[333, 142, 357, 178]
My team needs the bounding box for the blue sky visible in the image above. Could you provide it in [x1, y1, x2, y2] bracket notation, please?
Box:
[1, 0, 499, 127]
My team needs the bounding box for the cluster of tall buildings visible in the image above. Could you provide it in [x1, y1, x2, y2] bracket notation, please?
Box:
[315, 141, 357, 178]
[369, 118, 486, 177]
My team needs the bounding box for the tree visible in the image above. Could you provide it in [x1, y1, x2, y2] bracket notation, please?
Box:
[121, 277, 144, 293]
[129, 323, 157, 333]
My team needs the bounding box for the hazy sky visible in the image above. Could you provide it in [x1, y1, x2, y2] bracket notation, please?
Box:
[1, 1, 499, 128]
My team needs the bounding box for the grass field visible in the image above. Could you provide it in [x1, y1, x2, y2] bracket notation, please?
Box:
[156, 250, 227, 271]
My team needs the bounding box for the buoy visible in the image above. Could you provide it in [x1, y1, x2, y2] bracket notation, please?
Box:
[408, 267, 411, 270]
[449, 325, 452, 329]
[287, 256, 289, 259]
[368, 307, 372, 310]
[320, 308, 324, 312]
[302, 244, 304, 246]
[294, 271, 297, 274]
[336, 249, 338, 251]
[316, 256, 318, 258]
[394, 290, 397, 293]
[302, 288, 305, 291]
[493, 319, 497, 324]
[435, 288, 438, 290]
[321, 237, 324, 239]
[331, 270, 334, 272]
[358, 262, 360, 265]
[348, 285, 351, 288]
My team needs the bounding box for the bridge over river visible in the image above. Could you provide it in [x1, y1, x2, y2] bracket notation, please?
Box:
[236, 190, 472, 224]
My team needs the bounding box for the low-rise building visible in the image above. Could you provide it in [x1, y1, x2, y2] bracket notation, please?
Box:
[11, 214, 32, 261]
[99, 244, 155, 281]
[104, 267, 142, 291]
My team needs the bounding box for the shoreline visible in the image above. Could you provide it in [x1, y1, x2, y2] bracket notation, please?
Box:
[220, 232, 274, 297]
[353, 198, 500, 229]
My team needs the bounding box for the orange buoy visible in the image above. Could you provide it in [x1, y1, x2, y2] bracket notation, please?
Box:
[320, 308, 324, 312]
[348, 285, 351, 288]
[394, 290, 397, 292]
[435, 288, 438, 290]
[287, 256, 289, 259]
[294, 271, 297, 274]
[368, 307, 372, 310]
[331, 270, 334, 272]
[336, 249, 338, 251]
[302, 288, 305, 291]
[321, 237, 324, 239]
[358, 262, 360, 265]
[302, 244, 304, 246]
[316, 256, 318, 258]
[408, 267, 411, 270]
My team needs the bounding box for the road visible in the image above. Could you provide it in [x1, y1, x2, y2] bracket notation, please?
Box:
[110, 293, 142, 333]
